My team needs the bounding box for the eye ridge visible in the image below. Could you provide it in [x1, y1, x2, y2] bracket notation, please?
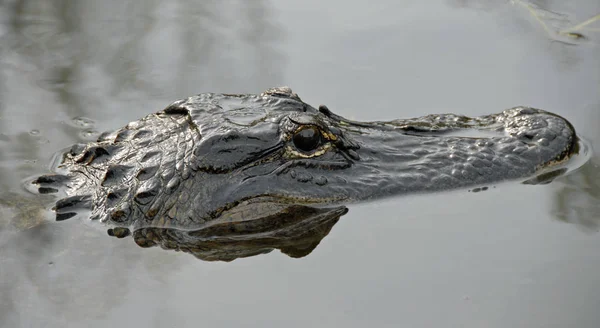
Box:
[292, 126, 323, 152]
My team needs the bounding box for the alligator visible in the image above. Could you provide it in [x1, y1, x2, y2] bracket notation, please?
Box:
[32, 87, 578, 235]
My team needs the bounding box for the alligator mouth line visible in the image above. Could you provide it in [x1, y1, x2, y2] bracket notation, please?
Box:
[241, 158, 351, 182]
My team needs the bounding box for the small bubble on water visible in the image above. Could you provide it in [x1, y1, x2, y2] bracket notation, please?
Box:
[72, 117, 95, 128]
[81, 130, 99, 140]
[29, 129, 40, 135]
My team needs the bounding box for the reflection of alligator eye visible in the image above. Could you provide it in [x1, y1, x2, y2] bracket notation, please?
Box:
[293, 126, 322, 152]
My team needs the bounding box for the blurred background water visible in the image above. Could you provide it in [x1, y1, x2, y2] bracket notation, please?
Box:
[0, 1, 599, 327]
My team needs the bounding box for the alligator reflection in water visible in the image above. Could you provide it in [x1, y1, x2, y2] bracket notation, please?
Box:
[110, 203, 346, 262]
[30, 87, 585, 261]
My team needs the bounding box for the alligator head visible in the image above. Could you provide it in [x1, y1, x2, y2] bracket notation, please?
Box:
[33, 87, 578, 230]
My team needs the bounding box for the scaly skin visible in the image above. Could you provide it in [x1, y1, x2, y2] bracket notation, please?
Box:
[33, 87, 578, 230]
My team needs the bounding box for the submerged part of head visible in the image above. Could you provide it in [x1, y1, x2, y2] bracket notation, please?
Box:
[124, 202, 347, 262]
[32, 87, 579, 229]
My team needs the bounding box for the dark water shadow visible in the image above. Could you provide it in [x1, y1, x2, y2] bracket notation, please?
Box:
[119, 203, 347, 262]
[552, 156, 600, 232]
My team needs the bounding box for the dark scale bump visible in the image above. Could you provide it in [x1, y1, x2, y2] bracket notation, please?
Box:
[114, 129, 135, 143]
[136, 139, 151, 148]
[101, 165, 134, 187]
[136, 165, 159, 181]
[318, 105, 332, 116]
[134, 190, 158, 205]
[110, 206, 131, 223]
[122, 152, 139, 162]
[69, 143, 86, 156]
[134, 180, 160, 205]
[163, 104, 189, 115]
[160, 165, 176, 182]
[97, 131, 113, 142]
[106, 189, 127, 207]
[75, 146, 110, 164]
[517, 108, 536, 115]
[521, 133, 535, 140]
[146, 207, 159, 218]
[133, 130, 152, 140]
[166, 176, 180, 194]
[141, 151, 161, 163]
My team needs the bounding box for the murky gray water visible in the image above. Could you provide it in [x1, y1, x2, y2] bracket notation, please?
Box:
[1, 1, 599, 327]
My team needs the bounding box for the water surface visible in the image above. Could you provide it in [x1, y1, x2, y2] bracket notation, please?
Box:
[1, 1, 599, 327]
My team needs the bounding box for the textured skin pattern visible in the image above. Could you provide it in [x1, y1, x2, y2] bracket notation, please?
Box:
[33, 87, 577, 229]
[353, 108, 576, 195]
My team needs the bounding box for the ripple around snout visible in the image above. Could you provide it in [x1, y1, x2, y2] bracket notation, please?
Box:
[536, 136, 593, 179]
[495, 136, 591, 186]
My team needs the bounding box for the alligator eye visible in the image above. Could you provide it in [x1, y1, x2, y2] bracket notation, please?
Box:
[293, 126, 322, 152]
